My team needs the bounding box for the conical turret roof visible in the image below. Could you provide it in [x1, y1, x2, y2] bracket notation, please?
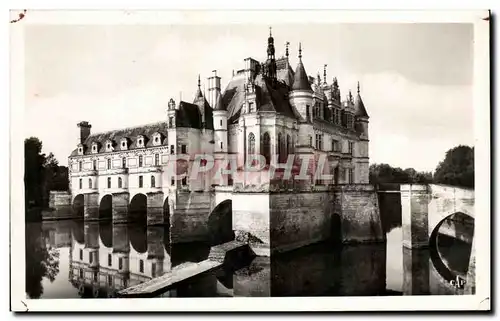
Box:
[291, 43, 312, 92]
[355, 82, 369, 118]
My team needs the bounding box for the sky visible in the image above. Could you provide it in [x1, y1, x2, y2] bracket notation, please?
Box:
[24, 23, 474, 172]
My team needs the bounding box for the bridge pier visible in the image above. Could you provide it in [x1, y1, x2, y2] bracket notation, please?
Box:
[146, 192, 164, 225]
[401, 185, 430, 249]
[112, 192, 130, 224]
[83, 193, 99, 221]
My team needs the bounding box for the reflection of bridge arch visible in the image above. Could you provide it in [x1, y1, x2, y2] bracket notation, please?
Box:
[72, 220, 85, 244]
[129, 193, 147, 222]
[99, 195, 112, 220]
[72, 194, 84, 218]
[429, 212, 474, 284]
[208, 200, 234, 246]
[163, 197, 171, 233]
[129, 224, 147, 254]
[99, 222, 113, 248]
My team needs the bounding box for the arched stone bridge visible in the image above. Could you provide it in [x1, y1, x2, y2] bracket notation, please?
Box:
[400, 184, 474, 249]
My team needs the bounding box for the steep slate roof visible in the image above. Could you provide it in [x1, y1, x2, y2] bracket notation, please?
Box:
[292, 59, 312, 92]
[276, 57, 295, 86]
[70, 100, 211, 156]
[222, 73, 298, 123]
[71, 121, 170, 156]
[355, 93, 369, 118]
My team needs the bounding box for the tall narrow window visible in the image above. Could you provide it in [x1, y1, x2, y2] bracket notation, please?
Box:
[118, 258, 123, 270]
[169, 116, 173, 127]
[170, 145, 175, 155]
[89, 252, 93, 264]
[108, 275, 113, 286]
[88, 178, 92, 189]
[107, 158, 111, 170]
[138, 155, 143, 167]
[79, 161, 82, 171]
[155, 154, 159, 166]
[139, 176, 143, 188]
[182, 177, 187, 186]
[107, 177, 111, 188]
[108, 254, 112, 267]
[152, 263, 156, 278]
[286, 134, 292, 157]
[277, 133, 282, 163]
[139, 259, 144, 273]
[94, 271, 98, 282]
[349, 168, 354, 184]
[181, 145, 187, 154]
[79, 178, 82, 189]
[248, 133, 255, 156]
[122, 157, 126, 168]
[261, 132, 271, 165]
[171, 178, 175, 186]
[79, 269, 83, 278]
[349, 142, 354, 155]
[93, 160, 96, 170]
[220, 119, 222, 127]
[79, 249, 83, 260]
[118, 177, 122, 188]
[309, 136, 313, 147]
[151, 176, 156, 188]
[220, 142, 223, 149]
[306, 105, 311, 122]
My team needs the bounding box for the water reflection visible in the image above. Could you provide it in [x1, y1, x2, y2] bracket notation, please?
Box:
[25, 216, 474, 298]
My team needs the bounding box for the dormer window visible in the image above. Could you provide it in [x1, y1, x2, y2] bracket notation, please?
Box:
[105, 140, 114, 152]
[77, 144, 84, 155]
[120, 138, 129, 151]
[91, 142, 99, 154]
[136, 135, 145, 148]
[152, 132, 163, 146]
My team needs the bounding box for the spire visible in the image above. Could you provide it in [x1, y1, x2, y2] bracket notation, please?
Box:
[355, 81, 369, 118]
[214, 93, 225, 111]
[285, 41, 290, 58]
[194, 74, 203, 100]
[269, 26, 272, 37]
[198, 74, 201, 88]
[291, 42, 312, 92]
[323, 64, 327, 84]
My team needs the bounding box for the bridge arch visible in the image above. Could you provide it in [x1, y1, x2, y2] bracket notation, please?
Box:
[129, 193, 147, 222]
[99, 222, 113, 248]
[208, 199, 234, 246]
[99, 194, 113, 220]
[429, 212, 474, 284]
[72, 194, 84, 218]
[129, 224, 147, 254]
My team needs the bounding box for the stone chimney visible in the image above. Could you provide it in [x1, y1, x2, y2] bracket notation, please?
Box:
[77, 121, 91, 144]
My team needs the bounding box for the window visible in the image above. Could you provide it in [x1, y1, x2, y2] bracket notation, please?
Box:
[93, 272, 98, 282]
[170, 145, 175, 155]
[108, 275, 113, 286]
[92, 145, 97, 153]
[93, 160, 96, 170]
[139, 259, 144, 273]
[309, 136, 313, 147]
[151, 176, 155, 188]
[349, 168, 354, 184]
[171, 178, 175, 186]
[182, 177, 187, 186]
[155, 154, 159, 166]
[107, 177, 111, 188]
[152, 263, 156, 278]
[348, 142, 354, 155]
[79, 269, 83, 278]
[181, 145, 187, 154]
[220, 142, 223, 149]
[138, 139, 143, 147]
[108, 254, 112, 267]
[169, 116, 174, 127]
[248, 133, 255, 156]
[88, 178, 92, 189]
[139, 176, 143, 188]
[332, 140, 340, 152]
[261, 132, 271, 165]
[79, 249, 83, 260]
[79, 161, 82, 171]
[78, 147, 83, 154]
[122, 142, 126, 148]
[118, 177, 122, 188]
[155, 137, 159, 143]
[286, 134, 292, 156]
[107, 143, 111, 150]
[122, 157, 126, 168]
[79, 178, 82, 189]
[89, 252, 93, 264]
[118, 258, 123, 270]
[249, 102, 255, 113]
[220, 119, 222, 127]
[107, 159, 111, 170]
[306, 105, 311, 121]
[138, 155, 143, 167]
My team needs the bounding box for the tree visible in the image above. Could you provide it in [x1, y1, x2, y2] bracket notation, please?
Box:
[369, 163, 433, 185]
[434, 145, 474, 188]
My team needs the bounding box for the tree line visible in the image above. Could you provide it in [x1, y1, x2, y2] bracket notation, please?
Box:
[25, 137, 68, 219]
[369, 145, 474, 188]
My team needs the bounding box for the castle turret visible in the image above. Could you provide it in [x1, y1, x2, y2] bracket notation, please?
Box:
[193, 75, 207, 128]
[213, 91, 229, 185]
[167, 98, 176, 128]
[289, 43, 313, 123]
[354, 81, 369, 139]
[354, 81, 370, 183]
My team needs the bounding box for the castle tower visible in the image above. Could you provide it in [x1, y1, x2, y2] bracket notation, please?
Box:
[289, 43, 314, 187]
[354, 81, 370, 183]
[213, 91, 229, 185]
[207, 70, 221, 110]
[166, 98, 176, 129]
[77, 121, 92, 144]
[265, 27, 277, 86]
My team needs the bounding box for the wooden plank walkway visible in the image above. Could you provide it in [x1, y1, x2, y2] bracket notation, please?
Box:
[118, 240, 250, 298]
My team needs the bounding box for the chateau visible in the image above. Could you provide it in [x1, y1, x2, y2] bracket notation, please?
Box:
[67, 30, 381, 254]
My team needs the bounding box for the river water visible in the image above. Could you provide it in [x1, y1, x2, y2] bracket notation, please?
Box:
[25, 215, 473, 299]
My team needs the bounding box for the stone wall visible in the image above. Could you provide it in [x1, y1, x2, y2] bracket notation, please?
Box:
[334, 184, 385, 244]
[43, 191, 74, 220]
[170, 191, 212, 243]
